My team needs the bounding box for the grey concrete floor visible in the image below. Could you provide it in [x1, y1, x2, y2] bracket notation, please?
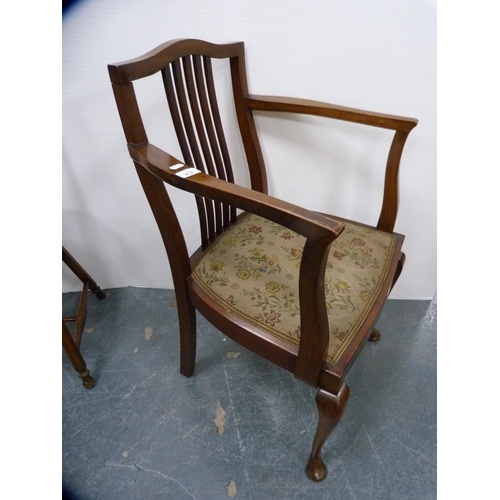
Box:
[62, 287, 436, 500]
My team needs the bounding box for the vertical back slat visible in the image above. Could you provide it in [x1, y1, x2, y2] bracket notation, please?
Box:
[173, 57, 215, 244]
[163, 62, 209, 248]
[182, 56, 219, 240]
[193, 57, 227, 181]
[162, 66, 194, 167]
[182, 56, 216, 177]
[193, 55, 227, 234]
[171, 59, 205, 171]
[204, 57, 237, 225]
[158, 45, 254, 247]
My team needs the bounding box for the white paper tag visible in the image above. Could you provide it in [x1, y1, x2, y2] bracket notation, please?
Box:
[176, 167, 201, 178]
[169, 163, 185, 170]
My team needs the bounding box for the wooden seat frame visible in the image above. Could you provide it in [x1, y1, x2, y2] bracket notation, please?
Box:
[108, 39, 417, 481]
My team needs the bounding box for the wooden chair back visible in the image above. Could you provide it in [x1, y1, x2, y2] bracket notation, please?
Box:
[109, 39, 266, 250]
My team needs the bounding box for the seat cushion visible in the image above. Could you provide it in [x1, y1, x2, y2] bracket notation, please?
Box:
[192, 214, 396, 364]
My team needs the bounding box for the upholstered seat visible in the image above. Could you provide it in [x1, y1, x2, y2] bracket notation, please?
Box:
[192, 213, 398, 364]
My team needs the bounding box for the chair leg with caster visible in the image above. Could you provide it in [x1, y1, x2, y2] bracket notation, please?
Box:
[63, 246, 106, 388]
[62, 320, 96, 389]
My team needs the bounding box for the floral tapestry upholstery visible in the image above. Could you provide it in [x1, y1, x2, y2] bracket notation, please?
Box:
[192, 214, 396, 364]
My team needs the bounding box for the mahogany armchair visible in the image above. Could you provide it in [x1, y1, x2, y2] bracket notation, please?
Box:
[108, 39, 417, 481]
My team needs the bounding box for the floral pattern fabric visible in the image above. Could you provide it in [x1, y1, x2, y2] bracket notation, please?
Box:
[192, 214, 396, 364]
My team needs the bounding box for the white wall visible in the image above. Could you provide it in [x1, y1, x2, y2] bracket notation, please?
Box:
[62, 0, 436, 299]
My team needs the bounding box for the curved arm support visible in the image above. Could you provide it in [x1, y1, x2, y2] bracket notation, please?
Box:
[245, 95, 418, 233]
[295, 238, 332, 385]
[376, 130, 411, 232]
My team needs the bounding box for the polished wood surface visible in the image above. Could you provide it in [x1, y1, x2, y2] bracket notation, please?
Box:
[62, 247, 106, 388]
[108, 39, 417, 480]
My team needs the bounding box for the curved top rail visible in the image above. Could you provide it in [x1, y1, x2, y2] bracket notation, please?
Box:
[108, 39, 244, 84]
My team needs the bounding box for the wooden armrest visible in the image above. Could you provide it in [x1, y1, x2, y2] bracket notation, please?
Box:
[247, 94, 418, 233]
[246, 95, 418, 132]
[129, 141, 342, 386]
[129, 142, 343, 242]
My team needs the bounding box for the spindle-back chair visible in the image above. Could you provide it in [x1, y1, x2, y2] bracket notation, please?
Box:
[108, 39, 417, 480]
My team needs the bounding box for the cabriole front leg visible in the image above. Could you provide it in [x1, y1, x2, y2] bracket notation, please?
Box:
[306, 383, 350, 481]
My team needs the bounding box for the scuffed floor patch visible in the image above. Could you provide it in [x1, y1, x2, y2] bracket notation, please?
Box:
[214, 400, 226, 434]
[227, 480, 237, 497]
[144, 327, 153, 340]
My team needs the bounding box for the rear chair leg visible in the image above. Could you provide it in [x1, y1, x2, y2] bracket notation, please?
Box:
[306, 383, 350, 481]
[368, 252, 406, 344]
[178, 300, 197, 378]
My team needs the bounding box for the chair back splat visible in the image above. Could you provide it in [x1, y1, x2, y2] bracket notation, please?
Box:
[108, 39, 418, 481]
[109, 40, 267, 249]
